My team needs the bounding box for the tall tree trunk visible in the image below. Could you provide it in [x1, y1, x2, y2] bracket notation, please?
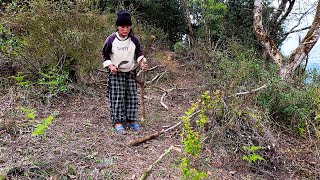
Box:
[253, 0, 284, 66]
[182, 0, 195, 48]
[253, 0, 320, 81]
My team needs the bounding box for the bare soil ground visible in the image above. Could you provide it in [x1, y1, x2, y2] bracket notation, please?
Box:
[1, 54, 320, 179]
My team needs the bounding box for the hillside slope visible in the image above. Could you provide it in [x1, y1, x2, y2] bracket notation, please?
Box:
[0, 51, 319, 179]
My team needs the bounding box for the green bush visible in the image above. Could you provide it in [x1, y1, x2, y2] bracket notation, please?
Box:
[0, 23, 22, 58]
[3, 0, 114, 83]
[3, 0, 168, 84]
[256, 79, 319, 135]
[214, 44, 272, 93]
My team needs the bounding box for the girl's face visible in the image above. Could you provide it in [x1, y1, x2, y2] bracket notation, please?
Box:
[118, 26, 131, 38]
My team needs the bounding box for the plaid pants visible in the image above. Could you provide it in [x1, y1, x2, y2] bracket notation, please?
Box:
[107, 72, 138, 124]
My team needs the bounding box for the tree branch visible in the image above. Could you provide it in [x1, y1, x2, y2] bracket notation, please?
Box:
[140, 145, 174, 180]
[270, 0, 290, 30]
[225, 84, 267, 99]
[279, 6, 314, 44]
[276, 0, 295, 29]
[281, 26, 311, 37]
[283, 0, 320, 79]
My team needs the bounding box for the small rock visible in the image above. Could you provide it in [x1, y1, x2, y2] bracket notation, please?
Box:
[172, 146, 182, 153]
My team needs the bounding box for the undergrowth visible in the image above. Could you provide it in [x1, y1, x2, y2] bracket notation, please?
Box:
[177, 40, 320, 177]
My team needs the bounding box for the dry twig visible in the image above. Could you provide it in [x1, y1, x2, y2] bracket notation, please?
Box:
[160, 92, 168, 110]
[154, 86, 176, 110]
[140, 145, 174, 180]
[226, 84, 267, 98]
[146, 70, 167, 84]
[127, 110, 199, 146]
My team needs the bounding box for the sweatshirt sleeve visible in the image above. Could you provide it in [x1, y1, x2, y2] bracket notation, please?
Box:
[132, 35, 145, 63]
[102, 34, 115, 68]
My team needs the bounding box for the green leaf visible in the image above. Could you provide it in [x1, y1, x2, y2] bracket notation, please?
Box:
[242, 155, 250, 163]
[32, 115, 54, 136]
[26, 112, 36, 120]
[250, 145, 265, 152]
[249, 154, 265, 163]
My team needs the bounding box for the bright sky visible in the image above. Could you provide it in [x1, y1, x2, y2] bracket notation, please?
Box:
[273, 0, 320, 64]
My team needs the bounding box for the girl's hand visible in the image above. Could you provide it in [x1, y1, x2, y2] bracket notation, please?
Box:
[140, 58, 148, 72]
[141, 63, 148, 71]
[108, 64, 118, 74]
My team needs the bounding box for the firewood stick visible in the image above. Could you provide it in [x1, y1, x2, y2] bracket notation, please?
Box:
[140, 72, 146, 122]
[227, 84, 267, 98]
[140, 145, 174, 180]
[127, 110, 199, 146]
[127, 130, 165, 146]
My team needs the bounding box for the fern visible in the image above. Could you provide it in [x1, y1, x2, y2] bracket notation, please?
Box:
[32, 115, 54, 136]
[242, 145, 265, 164]
[20, 107, 36, 120]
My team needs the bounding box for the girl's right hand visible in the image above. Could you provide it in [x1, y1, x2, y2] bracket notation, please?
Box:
[109, 64, 118, 75]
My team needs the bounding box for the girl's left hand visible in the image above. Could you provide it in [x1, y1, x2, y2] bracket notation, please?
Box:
[141, 63, 148, 71]
[140, 58, 148, 71]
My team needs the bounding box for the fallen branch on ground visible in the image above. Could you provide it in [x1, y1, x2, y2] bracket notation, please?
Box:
[154, 86, 176, 110]
[140, 145, 174, 180]
[127, 110, 199, 146]
[148, 65, 164, 71]
[160, 93, 168, 110]
[146, 70, 167, 84]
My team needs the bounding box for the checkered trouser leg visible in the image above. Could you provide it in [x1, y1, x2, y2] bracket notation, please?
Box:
[108, 72, 138, 124]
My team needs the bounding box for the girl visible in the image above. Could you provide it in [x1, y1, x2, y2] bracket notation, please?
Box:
[102, 10, 148, 134]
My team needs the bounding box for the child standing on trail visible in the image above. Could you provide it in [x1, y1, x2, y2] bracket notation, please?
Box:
[102, 10, 148, 134]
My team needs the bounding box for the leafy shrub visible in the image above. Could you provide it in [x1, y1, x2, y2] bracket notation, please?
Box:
[9, 72, 31, 88]
[37, 69, 69, 96]
[0, 23, 22, 58]
[20, 107, 36, 120]
[9, 69, 69, 98]
[3, 0, 114, 83]
[3, 0, 168, 84]
[215, 44, 272, 91]
[256, 78, 320, 135]
[242, 145, 265, 164]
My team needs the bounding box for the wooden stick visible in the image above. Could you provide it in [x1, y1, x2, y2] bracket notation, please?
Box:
[127, 110, 199, 146]
[140, 145, 174, 180]
[127, 130, 165, 146]
[146, 73, 162, 84]
[140, 72, 146, 122]
[160, 92, 168, 110]
[153, 86, 176, 110]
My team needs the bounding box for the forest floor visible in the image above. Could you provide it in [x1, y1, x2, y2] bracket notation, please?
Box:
[1, 52, 320, 179]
